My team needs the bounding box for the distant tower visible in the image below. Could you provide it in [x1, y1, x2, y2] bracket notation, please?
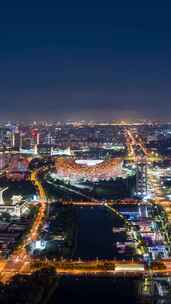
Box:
[0, 153, 5, 170]
[47, 133, 51, 145]
[19, 132, 23, 151]
[11, 131, 15, 148]
[136, 158, 148, 197]
[36, 132, 40, 145]
[50, 146, 53, 156]
[34, 144, 38, 155]
[31, 129, 39, 155]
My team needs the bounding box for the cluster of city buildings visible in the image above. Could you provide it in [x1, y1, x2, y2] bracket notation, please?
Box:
[0, 121, 171, 266]
[117, 203, 169, 261]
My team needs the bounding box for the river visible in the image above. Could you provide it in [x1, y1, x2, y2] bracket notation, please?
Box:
[73, 206, 134, 260]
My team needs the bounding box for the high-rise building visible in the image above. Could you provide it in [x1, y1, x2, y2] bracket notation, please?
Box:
[136, 160, 148, 197]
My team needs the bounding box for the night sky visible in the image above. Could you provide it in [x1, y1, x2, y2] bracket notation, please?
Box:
[0, 3, 171, 121]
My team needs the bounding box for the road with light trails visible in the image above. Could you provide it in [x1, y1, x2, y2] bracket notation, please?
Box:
[0, 169, 47, 283]
[4, 256, 171, 278]
[125, 129, 148, 159]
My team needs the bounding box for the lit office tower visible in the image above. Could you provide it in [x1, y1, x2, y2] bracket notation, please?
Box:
[31, 129, 39, 155]
[136, 160, 148, 197]
[0, 154, 5, 170]
[19, 132, 23, 150]
[13, 130, 21, 149]
[0, 128, 5, 144]
[31, 129, 39, 145]
[36, 132, 40, 145]
[47, 133, 52, 145]
[11, 131, 15, 147]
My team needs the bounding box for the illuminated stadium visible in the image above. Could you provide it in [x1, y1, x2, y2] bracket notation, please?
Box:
[53, 157, 124, 182]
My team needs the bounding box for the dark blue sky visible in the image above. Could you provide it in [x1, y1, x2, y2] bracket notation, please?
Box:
[0, 3, 171, 121]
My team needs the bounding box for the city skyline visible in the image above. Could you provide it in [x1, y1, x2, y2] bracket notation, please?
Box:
[2, 3, 171, 303]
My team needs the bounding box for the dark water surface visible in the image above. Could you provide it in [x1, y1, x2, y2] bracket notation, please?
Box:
[49, 276, 169, 304]
[74, 206, 130, 260]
